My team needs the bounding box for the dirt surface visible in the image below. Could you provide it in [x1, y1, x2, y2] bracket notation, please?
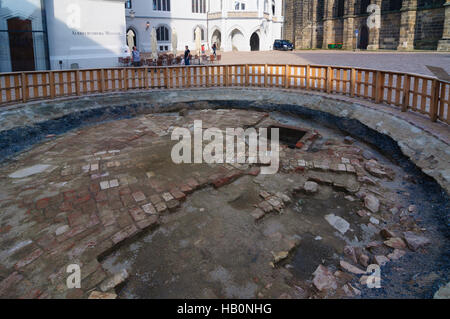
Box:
[0, 108, 448, 299]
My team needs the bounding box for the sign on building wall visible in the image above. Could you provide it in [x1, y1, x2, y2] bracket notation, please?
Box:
[45, 0, 128, 70]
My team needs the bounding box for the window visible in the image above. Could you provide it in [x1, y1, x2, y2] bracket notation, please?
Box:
[192, 0, 206, 13]
[336, 0, 344, 17]
[360, 0, 370, 14]
[153, 0, 171, 11]
[156, 26, 169, 42]
[234, 1, 245, 10]
[389, 0, 402, 11]
[193, 27, 205, 41]
[272, 0, 275, 15]
[125, 0, 132, 9]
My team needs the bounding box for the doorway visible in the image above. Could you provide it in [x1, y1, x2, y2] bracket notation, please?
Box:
[359, 25, 369, 50]
[250, 32, 260, 51]
[7, 18, 35, 71]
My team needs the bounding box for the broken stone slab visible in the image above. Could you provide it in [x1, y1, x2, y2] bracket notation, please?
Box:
[369, 217, 380, 225]
[325, 214, 350, 235]
[100, 269, 129, 292]
[251, 208, 265, 221]
[380, 228, 397, 239]
[312, 265, 337, 291]
[340, 260, 366, 275]
[304, 181, 319, 193]
[342, 283, 361, 297]
[433, 282, 450, 299]
[364, 194, 380, 213]
[88, 291, 117, 299]
[275, 192, 291, 204]
[343, 246, 358, 264]
[258, 201, 273, 214]
[9, 164, 55, 178]
[384, 237, 406, 249]
[403, 231, 431, 251]
[359, 254, 370, 268]
[55, 225, 70, 236]
[387, 249, 406, 260]
[374, 255, 389, 266]
[272, 251, 289, 265]
[259, 190, 272, 200]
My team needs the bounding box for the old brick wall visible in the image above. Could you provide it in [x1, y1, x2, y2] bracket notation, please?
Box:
[414, 7, 445, 49]
[284, 0, 446, 50]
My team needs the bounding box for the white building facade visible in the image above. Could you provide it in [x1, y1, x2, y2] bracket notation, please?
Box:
[125, 0, 284, 53]
[1, 0, 128, 72]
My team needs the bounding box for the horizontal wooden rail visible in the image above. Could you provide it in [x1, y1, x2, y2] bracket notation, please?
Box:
[0, 64, 449, 125]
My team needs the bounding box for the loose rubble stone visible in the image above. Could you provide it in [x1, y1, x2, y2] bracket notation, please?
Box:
[340, 260, 366, 275]
[359, 254, 370, 267]
[342, 284, 361, 297]
[304, 181, 319, 193]
[325, 214, 350, 235]
[100, 269, 129, 292]
[55, 225, 70, 236]
[403, 231, 431, 251]
[374, 255, 389, 266]
[251, 208, 265, 221]
[387, 249, 406, 260]
[434, 282, 450, 299]
[258, 201, 273, 214]
[364, 194, 380, 213]
[88, 291, 117, 299]
[272, 251, 289, 265]
[380, 228, 396, 239]
[312, 265, 337, 291]
[384, 237, 406, 249]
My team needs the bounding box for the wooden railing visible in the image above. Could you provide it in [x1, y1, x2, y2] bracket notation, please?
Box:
[0, 64, 449, 124]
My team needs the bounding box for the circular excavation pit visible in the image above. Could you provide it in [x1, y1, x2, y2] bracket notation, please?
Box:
[0, 91, 448, 299]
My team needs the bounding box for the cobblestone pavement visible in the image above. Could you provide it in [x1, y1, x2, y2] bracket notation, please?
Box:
[219, 50, 450, 77]
[0, 107, 446, 299]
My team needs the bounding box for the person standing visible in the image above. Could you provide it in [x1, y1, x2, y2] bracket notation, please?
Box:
[212, 42, 217, 56]
[131, 46, 141, 67]
[184, 46, 191, 66]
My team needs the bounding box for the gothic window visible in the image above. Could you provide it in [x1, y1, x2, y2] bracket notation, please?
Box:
[337, 0, 345, 17]
[360, 0, 370, 14]
[192, 0, 206, 13]
[156, 25, 169, 42]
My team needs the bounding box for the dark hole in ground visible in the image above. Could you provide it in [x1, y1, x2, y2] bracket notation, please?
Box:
[268, 125, 307, 148]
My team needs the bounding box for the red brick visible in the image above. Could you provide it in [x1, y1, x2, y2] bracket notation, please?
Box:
[74, 194, 91, 206]
[36, 234, 58, 251]
[0, 272, 24, 297]
[14, 248, 43, 270]
[59, 201, 73, 212]
[129, 207, 146, 222]
[170, 189, 186, 201]
[95, 191, 108, 202]
[111, 224, 138, 244]
[63, 190, 77, 202]
[36, 198, 50, 209]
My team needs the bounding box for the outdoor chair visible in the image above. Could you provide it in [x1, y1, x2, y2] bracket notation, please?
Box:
[216, 55, 222, 63]
[209, 55, 215, 64]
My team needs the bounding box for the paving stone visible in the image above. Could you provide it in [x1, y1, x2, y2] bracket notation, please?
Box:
[142, 203, 157, 215]
[162, 192, 174, 202]
[170, 189, 186, 201]
[149, 194, 162, 205]
[129, 207, 146, 222]
[132, 191, 146, 202]
[155, 202, 168, 213]
[14, 248, 44, 270]
[111, 224, 138, 244]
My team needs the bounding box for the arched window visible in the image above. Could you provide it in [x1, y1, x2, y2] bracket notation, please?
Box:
[360, 0, 370, 14]
[156, 25, 169, 42]
[272, 0, 276, 15]
[389, 0, 402, 11]
[193, 27, 206, 41]
[417, 0, 445, 9]
[337, 0, 345, 17]
[153, 0, 171, 11]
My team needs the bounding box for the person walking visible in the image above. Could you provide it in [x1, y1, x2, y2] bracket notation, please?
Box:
[212, 42, 217, 56]
[131, 46, 141, 67]
[184, 46, 191, 66]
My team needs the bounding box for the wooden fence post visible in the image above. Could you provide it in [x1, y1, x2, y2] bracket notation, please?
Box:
[285, 65, 290, 89]
[326, 67, 332, 93]
[164, 67, 169, 88]
[350, 68, 356, 97]
[75, 70, 80, 96]
[49, 71, 55, 99]
[144, 67, 149, 89]
[21, 73, 28, 102]
[402, 74, 410, 112]
[224, 66, 228, 87]
[430, 79, 440, 122]
[245, 64, 249, 87]
[375, 71, 384, 103]
[264, 64, 268, 88]
[206, 66, 210, 87]
[306, 64, 311, 90]
[123, 69, 128, 90]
